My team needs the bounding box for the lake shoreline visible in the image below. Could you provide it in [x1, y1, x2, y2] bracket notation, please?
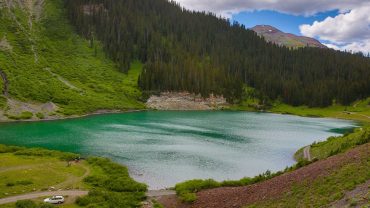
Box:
[0, 109, 146, 124]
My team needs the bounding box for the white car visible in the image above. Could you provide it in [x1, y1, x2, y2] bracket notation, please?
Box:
[43, 195, 65, 204]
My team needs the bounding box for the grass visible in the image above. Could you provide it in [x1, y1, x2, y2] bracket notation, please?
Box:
[270, 99, 370, 123]
[0, 147, 85, 198]
[231, 86, 370, 123]
[75, 157, 147, 208]
[0, 144, 148, 208]
[0, 200, 82, 208]
[0, 0, 145, 117]
[5, 112, 33, 120]
[295, 126, 370, 161]
[244, 145, 369, 208]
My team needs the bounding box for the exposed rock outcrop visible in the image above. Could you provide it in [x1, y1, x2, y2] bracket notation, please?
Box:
[146, 92, 228, 110]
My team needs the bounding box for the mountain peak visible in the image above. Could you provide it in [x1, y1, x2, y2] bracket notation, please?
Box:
[251, 25, 326, 48]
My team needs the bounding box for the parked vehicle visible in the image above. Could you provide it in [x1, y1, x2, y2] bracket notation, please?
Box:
[43, 196, 64, 204]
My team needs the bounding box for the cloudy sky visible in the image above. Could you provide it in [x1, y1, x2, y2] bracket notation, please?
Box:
[174, 0, 370, 54]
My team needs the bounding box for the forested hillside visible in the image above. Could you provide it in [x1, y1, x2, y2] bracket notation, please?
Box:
[65, 0, 370, 107]
[0, 0, 143, 118]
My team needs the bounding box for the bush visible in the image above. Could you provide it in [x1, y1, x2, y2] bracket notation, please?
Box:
[16, 180, 33, 185]
[36, 112, 45, 119]
[6, 182, 15, 187]
[15, 200, 37, 208]
[0, 95, 6, 108]
[38, 203, 54, 208]
[6, 112, 33, 120]
[152, 200, 164, 208]
[14, 148, 79, 161]
[175, 179, 220, 196]
[78, 157, 147, 207]
[0, 144, 24, 153]
[6, 180, 33, 187]
[180, 193, 197, 203]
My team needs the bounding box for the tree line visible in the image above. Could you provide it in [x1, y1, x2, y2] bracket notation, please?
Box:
[64, 0, 370, 106]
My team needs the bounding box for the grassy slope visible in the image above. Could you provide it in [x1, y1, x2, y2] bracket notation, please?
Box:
[295, 126, 370, 160]
[0, 144, 146, 208]
[270, 99, 370, 123]
[0, 0, 144, 116]
[248, 127, 370, 207]
[0, 154, 87, 198]
[245, 145, 370, 208]
[232, 87, 370, 123]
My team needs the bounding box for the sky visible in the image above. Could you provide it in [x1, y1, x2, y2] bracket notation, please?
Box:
[174, 0, 370, 54]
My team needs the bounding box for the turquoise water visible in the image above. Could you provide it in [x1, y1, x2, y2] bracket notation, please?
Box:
[0, 111, 357, 189]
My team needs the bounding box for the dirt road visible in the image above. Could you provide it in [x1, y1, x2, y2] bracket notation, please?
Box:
[0, 190, 88, 205]
[303, 145, 311, 161]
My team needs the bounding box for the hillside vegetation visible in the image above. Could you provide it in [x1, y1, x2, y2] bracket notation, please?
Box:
[0, 0, 144, 119]
[295, 126, 370, 161]
[66, 0, 370, 106]
[245, 143, 370, 208]
[1, 0, 369, 119]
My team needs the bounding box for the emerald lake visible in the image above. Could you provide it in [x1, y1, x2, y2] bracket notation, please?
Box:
[0, 111, 357, 189]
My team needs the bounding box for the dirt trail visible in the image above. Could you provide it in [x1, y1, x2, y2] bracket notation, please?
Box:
[303, 145, 311, 161]
[0, 190, 88, 205]
[143, 190, 176, 208]
[54, 163, 91, 189]
[44, 68, 82, 92]
[0, 163, 52, 173]
[0, 68, 9, 97]
[146, 190, 176, 197]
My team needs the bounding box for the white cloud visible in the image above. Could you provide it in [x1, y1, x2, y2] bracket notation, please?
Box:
[300, 5, 370, 54]
[174, 0, 368, 17]
[174, 0, 370, 54]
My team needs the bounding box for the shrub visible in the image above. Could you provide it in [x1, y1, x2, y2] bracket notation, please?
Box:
[15, 200, 37, 208]
[180, 193, 197, 203]
[38, 203, 54, 208]
[6, 111, 33, 120]
[6, 180, 33, 186]
[14, 148, 79, 161]
[16, 180, 33, 185]
[0, 144, 24, 153]
[0, 95, 6, 108]
[175, 179, 220, 196]
[36, 112, 45, 119]
[152, 200, 164, 208]
[6, 182, 15, 187]
[79, 157, 147, 207]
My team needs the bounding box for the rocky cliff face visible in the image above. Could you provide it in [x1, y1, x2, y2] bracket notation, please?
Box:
[251, 25, 326, 48]
[146, 92, 228, 110]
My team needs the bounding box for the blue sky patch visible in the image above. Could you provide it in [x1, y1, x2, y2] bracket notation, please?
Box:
[232, 10, 339, 36]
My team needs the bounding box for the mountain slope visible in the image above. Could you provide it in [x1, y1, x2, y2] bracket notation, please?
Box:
[0, 0, 144, 120]
[251, 25, 326, 48]
[66, 0, 370, 107]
